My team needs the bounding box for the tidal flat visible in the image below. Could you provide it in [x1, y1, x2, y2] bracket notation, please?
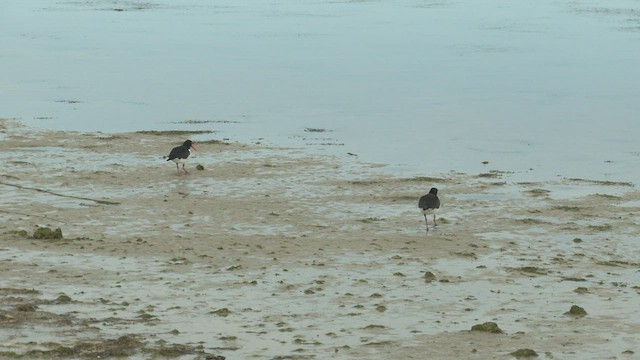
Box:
[1, 120, 639, 359]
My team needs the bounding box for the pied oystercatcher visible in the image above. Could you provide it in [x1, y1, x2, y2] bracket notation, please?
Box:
[418, 187, 440, 232]
[166, 140, 197, 175]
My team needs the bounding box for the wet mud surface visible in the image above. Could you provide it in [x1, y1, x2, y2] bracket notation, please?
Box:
[1, 120, 639, 359]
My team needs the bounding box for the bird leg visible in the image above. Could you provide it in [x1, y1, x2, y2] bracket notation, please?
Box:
[182, 164, 189, 174]
[424, 214, 429, 232]
[176, 163, 181, 176]
[433, 214, 437, 227]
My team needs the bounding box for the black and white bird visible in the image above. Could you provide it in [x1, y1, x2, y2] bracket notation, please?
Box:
[418, 187, 440, 232]
[166, 140, 197, 175]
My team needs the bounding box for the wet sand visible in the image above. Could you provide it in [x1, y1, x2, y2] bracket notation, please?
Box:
[1, 119, 639, 359]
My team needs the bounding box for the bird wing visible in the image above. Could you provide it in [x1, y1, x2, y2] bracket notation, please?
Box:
[167, 146, 189, 161]
[419, 194, 440, 209]
[418, 195, 429, 209]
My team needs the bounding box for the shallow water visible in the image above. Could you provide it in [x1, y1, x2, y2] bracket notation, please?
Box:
[2, 0, 640, 182]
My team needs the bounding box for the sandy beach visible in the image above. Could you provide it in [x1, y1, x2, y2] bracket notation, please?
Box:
[1, 119, 639, 359]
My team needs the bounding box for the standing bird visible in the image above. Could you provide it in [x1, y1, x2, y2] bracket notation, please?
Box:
[418, 187, 440, 232]
[166, 140, 197, 175]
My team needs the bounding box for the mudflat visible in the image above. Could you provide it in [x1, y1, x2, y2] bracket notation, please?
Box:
[1, 119, 638, 359]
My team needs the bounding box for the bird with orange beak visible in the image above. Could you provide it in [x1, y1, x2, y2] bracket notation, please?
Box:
[166, 139, 197, 175]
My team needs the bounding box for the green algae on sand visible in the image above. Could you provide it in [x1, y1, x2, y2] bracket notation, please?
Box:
[423, 271, 437, 282]
[510, 348, 539, 358]
[210, 308, 231, 317]
[471, 322, 503, 333]
[564, 305, 587, 317]
[32, 226, 63, 240]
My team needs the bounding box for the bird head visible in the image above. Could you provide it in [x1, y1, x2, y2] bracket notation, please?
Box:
[183, 140, 197, 151]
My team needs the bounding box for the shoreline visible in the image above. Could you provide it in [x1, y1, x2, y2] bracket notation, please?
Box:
[1, 119, 639, 359]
